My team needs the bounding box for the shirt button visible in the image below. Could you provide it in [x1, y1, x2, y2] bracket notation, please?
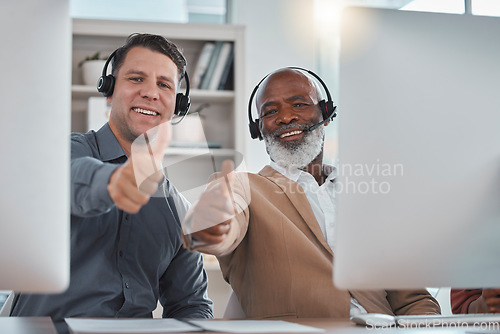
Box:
[125, 283, 130, 289]
[124, 214, 129, 221]
[119, 251, 123, 257]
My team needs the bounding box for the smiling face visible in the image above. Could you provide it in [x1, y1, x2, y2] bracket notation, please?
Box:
[107, 46, 178, 152]
[256, 69, 325, 169]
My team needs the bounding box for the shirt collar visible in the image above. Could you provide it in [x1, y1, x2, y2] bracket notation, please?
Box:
[95, 123, 127, 162]
[269, 160, 337, 184]
[269, 160, 304, 182]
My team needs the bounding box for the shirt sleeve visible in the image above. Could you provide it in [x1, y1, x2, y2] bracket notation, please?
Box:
[182, 171, 251, 257]
[70, 134, 119, 217]
[386, 289, 441, 315]
[450, 289, 482, 314]
[158, 243, 214, 319]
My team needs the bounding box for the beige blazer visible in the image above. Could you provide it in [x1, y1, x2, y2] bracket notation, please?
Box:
[184, 166, 440, 318]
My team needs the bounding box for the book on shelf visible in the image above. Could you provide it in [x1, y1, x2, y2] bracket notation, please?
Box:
[199, 41, 223, 90]
[207, 42, 233, 91]
[191, 42, 215, 89]
[170, 141, 222, 149]
[195, 41, 235, 91]
[218, 51, 234, 90]
[219, 59, 234, 90]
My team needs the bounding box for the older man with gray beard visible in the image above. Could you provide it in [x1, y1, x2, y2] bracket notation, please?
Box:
[181, 68, 440, 319]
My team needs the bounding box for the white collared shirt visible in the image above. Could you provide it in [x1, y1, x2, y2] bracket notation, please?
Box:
[269, 161, 367, 316]
[269, 161, 337, 252]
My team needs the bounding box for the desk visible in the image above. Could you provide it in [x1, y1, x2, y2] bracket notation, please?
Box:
[3, 317, 498, 334]
[0, 317, 57, 334]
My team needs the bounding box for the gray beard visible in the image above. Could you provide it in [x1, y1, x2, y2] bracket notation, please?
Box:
[264, 124, 324, 169]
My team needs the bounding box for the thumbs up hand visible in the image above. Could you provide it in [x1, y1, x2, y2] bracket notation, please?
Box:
[131, 121, 172, 194]
[188, 159, 236, 244]
[108, 122, 171, 214]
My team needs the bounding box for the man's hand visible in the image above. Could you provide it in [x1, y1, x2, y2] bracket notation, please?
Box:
[108, 122, 171, 213]
[480, 289, 500, 313]
[189, 159, 236, 245]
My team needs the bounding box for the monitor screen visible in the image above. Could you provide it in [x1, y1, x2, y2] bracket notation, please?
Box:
[334, 7, 500, 290]
[0, 0, 70, 293]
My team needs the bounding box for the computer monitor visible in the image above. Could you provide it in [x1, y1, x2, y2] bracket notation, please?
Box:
[334, 6, 500, 290]
[0, 0, 70, 293]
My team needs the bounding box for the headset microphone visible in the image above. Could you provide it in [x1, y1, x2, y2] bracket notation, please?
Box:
[307, 105, 337, 132]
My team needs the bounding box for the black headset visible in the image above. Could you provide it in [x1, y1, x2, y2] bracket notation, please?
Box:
[97, 48, 191, 118]
[248, 66, 337, 140]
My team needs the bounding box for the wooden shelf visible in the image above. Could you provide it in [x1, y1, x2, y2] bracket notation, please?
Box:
[72, 85, 235, 103]
[165, 147, 235, 157]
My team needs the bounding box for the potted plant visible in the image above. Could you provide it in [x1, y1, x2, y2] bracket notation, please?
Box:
[78, 52, 108, 86]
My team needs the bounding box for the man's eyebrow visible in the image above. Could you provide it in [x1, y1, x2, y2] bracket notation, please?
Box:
[261, 101, 277, 109]
[286, 95, 308, 102]
[123, 70, 175, 85]
[124, 69, 146, 76]
[158, 75, 175, 85]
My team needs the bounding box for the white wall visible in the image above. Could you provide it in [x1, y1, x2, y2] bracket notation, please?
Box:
[231, 0, 318, 172]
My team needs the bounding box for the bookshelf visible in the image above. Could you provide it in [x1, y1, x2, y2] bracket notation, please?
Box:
[71, 18, 246, 166]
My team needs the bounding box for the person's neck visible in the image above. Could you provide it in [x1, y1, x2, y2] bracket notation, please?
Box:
[115, 136, 132, 157]
[300, 152, 326, 185]
[108, 123, 132, 157]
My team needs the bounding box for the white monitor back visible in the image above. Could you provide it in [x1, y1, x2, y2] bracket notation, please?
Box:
[334, 7, 500, 290]
[0, 0, 70, 292]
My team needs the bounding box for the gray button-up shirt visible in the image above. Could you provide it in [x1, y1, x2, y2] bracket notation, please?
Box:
[12, 124, 213, 332]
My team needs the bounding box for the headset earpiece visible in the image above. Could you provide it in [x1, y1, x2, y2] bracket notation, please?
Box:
[325, 100, 337, 119]
[97, 74, 115, 97]
[97, 49, 118, 98]
[248, 84, 263, 140]
[249, 118, 261, 140]
[174, 71, 191, 117]
[318, 100, 328, 121]
[175, 92, 190, 117]
[318, 100, 337, 121]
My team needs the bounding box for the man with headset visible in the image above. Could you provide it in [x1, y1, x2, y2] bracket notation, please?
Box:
[182, 67, 440, 318]
[11, 33, 213, 332]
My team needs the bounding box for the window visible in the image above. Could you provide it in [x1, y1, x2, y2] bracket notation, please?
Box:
[400, 0, 464, 13]
[70, 0, 228, 24]
[346, 0, 500, 16]
[472, 0, 500, 17]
